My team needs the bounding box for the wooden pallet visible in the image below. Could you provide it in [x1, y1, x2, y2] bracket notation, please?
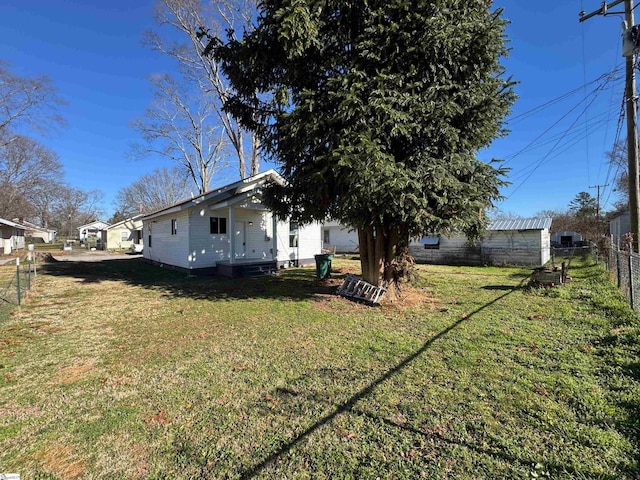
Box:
[336, 274, 387, 305]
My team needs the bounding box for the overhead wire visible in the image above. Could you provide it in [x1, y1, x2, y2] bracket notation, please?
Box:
[504, 71, 617, 199]
[500, 67, 622, 168]
[505, 67, 623, 126]
[598, 25, 623, 184]
[601, 55, 640, 208]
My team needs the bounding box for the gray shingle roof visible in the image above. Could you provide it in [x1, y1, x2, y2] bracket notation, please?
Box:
[488, 217, 552, 231]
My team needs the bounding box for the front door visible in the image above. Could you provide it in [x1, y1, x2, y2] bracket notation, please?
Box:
[234, 221, 246, 258]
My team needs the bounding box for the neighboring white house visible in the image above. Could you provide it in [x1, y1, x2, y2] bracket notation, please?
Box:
[141, 170, 323, 277]
[322, 220, 360, 253]
[608, 209, 630, 247]
[77, 220, 109, 245]
[0, 217, 26, 255]
[13, 219, 57, 244]
[106, 215, 143, 251]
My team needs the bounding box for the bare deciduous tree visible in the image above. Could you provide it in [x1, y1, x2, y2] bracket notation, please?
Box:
[606, 138, 629, 209]
[49, 187, 104, 239]
[131, 73, 228, 194]
[0, 134, 65, 220]
[145, 0, 259, 179]
[0, 60, 66, 143]
[115, 166, 191, 216]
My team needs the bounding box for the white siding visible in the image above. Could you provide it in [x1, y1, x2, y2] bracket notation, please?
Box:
[187, 206, 230, 268]
[482, 230, 545, 265]
[276, 220, 322, 264]
[144, 211, 191, 269]
[297, 222, 323, 263]
[323, 226, 359, 253]
[232, 209, 274, 260]
[540, 229, 551, 265]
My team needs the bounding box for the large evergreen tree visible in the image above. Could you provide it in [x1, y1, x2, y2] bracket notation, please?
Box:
[214, 0, 516, 293]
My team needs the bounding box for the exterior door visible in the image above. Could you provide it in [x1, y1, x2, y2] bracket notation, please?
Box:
[234, 221, 246, 258]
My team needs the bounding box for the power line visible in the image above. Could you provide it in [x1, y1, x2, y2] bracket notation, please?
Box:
[501, 71, 620, 167]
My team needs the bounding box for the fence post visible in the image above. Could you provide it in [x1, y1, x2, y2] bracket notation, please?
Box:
[27, 260, 30, 290]
[617, 249, 622, 287]
[16, 258, 20, 306]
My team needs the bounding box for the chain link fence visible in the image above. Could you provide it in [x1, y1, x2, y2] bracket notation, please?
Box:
[605, 244, 640, 312]
[0, 255, 37, 309]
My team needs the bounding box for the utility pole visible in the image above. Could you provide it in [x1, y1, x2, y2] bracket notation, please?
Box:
[589, 183, 610, 217]
[581, 0, 640, 251]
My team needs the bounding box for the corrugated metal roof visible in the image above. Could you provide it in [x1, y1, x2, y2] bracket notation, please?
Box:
[488, 217, 552, 231]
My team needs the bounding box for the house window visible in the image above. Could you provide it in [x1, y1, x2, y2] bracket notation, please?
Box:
[121, 231, 129, 242]
[289, 222, 299, 248]
[171, 219, 177, 235]
[323, 229, 330, 244]
[148, 235, 152, 248]
[422, 236, 440, 249]
[210, 217, 227, 234]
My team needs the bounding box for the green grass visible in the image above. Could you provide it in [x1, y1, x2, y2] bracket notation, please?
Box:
[0, 256, 638, 479]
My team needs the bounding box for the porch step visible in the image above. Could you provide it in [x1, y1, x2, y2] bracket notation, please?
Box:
[336, 274, 387, 305]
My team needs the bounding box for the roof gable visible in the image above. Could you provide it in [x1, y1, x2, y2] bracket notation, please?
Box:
[0, 217, 26, 230]
[106, 215, 144, 229]
[77, 220, 110, 230]
[142, 169, 283, 221]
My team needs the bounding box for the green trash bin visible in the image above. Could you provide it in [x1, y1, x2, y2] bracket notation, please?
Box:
[315, 254, 333, 279]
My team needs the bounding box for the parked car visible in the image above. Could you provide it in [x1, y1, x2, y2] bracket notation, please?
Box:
[130, 243, 143, 254]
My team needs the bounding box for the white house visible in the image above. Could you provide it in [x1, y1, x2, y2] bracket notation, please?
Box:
[13, 219, 57, 244]
[322, 220, 360, 253]
[0, 217, 26, 255]
[77, 220, 110, 245]
[141, 170, 323, 277]
[106, 215, 143, 251]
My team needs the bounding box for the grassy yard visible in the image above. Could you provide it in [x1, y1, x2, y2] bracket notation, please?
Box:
[0, 255, 638, 479]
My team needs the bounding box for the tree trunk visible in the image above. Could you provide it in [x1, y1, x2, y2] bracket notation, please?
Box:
[250, 132, 260, 177]
[237, 129, 246, 179]
[358, 224, 409, 301]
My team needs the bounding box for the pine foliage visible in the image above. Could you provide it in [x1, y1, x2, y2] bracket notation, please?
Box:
[215, 0, 516, 285]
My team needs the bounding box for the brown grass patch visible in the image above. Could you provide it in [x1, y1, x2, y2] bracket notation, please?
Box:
[28, 321, 65, 334]
[37, 443, 86, 480]
[57, 361, 95, 384]
[0, 402, 41, 420]
[381, 286, 439, 311]
[144, 409, 170, 427]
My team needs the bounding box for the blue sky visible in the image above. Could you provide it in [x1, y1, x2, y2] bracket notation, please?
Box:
[0, 0, 632, 219]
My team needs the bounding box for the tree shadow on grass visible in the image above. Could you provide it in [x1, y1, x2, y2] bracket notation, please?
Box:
[232, 275, 637, 479]
[40, 258, 344, 303]
[481, 285, 523, 291]
[237, 280, 531, 479]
